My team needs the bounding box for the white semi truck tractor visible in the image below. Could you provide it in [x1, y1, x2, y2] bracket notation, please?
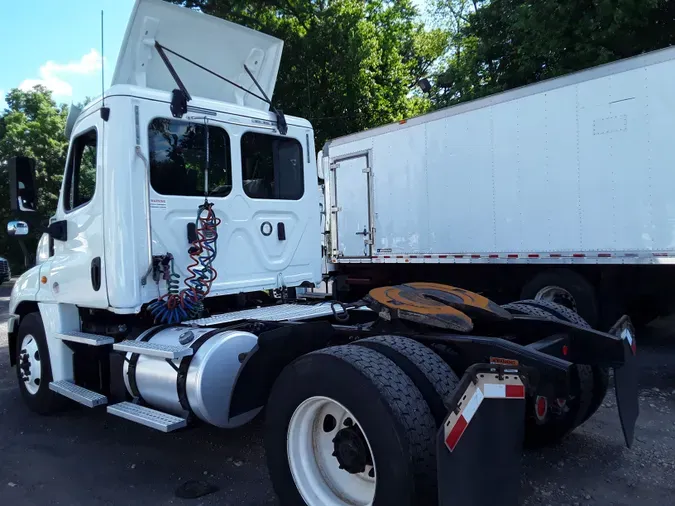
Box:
[4, 1, 638, 505]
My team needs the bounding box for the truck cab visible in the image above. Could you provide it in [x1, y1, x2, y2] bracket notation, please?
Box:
[9, 0, 321, 318]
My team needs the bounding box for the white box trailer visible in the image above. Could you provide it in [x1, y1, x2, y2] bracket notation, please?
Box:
[321, 46, 675, 326]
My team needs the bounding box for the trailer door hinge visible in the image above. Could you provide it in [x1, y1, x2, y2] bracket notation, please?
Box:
[331, 206, 342, 212]
[330, 163, 339, 171]
[365, 239, 373, 245]
[362, 166, 371, 173]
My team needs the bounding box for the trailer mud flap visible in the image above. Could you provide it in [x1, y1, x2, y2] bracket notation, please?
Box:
[610, 316, 639, 448]
[437, 364, 526, 506]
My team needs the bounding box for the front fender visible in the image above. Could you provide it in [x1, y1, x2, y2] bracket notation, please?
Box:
[10, 265, 44, 314]
[8, 264, 49, 366]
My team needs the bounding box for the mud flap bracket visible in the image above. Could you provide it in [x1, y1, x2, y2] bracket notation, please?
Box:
[437, 364, 527, 506]
[609, 316, 639, 448]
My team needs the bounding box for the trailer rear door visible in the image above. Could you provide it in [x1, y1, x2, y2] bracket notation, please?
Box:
[331, 153, 372, 257]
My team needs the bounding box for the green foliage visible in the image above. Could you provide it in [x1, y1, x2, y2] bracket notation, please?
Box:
[170, 0, 447, 145]
[432, 0, 675, 105]
[0, 86, 68, 271]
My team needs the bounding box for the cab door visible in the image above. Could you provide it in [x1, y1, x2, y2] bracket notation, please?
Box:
[46, 111, 108, 307]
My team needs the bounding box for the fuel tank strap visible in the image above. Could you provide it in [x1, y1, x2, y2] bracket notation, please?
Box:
[176, 328, 224, 412]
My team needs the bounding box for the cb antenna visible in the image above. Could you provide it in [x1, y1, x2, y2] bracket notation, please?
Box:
[101, 10, 105, 105]
[100, 10, 109, 120]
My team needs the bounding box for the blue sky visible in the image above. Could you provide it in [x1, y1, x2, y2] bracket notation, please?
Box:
[0, 0, 429, 111]
[0, 0, 136, 110]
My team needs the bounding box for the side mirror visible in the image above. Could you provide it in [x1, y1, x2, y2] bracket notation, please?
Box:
[8, 156, 38, 212]
[7, 220, 29, 236]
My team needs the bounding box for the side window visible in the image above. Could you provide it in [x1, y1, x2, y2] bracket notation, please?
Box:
[241, 132, 304, 200]
[64, 129, 97, 211]
[148, 118, 232, 197]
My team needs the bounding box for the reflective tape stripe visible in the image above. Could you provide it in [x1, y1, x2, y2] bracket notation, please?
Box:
[483, 383, 525, 399]
[505, 384, 525, 398]
[444, 374, 526, 452]
[483, 383, 505, 398]
[462, 387, 484, 422]
[445, 415, 468, 452]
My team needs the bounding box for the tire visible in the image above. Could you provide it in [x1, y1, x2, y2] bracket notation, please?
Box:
[501, 301, 594, 447]
[265, 345, 437, 506]
[354, 335, 459, 426]
[521, 269, 599, 328]
[517, 299, 610, 425]
[15, 313, 67, 415]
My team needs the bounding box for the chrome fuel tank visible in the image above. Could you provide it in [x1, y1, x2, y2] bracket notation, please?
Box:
[123, 326, 259, 428]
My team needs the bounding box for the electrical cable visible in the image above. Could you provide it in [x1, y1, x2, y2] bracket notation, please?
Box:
[148, 202, 220, 324]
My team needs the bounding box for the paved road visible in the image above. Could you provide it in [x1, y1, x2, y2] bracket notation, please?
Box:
[1, 282, 674, 505]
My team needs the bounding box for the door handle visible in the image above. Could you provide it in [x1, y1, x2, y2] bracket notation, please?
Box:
[355, 228, 369, 236]
[91, 257, 101, 291]
[277, 222, 286, 241]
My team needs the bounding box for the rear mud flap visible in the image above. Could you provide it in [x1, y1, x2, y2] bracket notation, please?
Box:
[610, 316, 639, 448]
[437, 364, 526, 506]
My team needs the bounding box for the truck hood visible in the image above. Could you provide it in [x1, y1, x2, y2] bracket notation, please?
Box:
[112, 0, 283, 111]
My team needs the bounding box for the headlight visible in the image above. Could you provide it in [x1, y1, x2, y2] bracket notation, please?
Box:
[36, 233, 50, 265]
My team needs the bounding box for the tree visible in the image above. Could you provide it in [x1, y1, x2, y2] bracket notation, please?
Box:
[434, 0, 675, 102]
[0, 86, 68, 271]
[168, 0, 448, 146]
[428, 0, 487, 107]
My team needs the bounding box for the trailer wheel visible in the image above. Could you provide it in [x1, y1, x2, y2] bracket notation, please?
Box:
[521, 269, 599, 327]
[265, 345, 437, 506]
[15, 313, 66, 415]
[501, 301, 594, 447]
[516, 299, 610, 425]
[354, 335, 459, 426]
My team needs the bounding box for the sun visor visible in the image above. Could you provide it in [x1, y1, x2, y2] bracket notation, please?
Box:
[112, 0, 283, 111]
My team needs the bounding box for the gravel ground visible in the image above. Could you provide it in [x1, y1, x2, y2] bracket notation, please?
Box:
[1, 280, 674, 505]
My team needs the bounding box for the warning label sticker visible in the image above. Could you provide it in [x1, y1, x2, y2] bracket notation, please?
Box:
[150, 198, 167, 210]
[489, 357, 519, 367]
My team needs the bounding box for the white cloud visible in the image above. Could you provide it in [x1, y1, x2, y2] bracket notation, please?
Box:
[19, 49, 103, 98]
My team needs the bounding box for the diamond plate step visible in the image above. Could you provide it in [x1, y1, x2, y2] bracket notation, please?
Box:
[187, 302, 348, 327]
[113, 340, 194, 359]
[107, 402, 187, 432]
[55, 331, 114, 346]
[49, 381, 107, 407]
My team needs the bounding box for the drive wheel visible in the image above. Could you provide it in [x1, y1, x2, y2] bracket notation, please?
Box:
[355, 335, 459, 426]
[265, 345, 437, 506]
[15, 313, 66, 414]
[502, 301, 594, 447]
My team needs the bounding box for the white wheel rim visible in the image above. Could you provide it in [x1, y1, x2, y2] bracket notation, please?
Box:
[287, 396, 376, 506]
[19, 334, 42, 395]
